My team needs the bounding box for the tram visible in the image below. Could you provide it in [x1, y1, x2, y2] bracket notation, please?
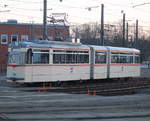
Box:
[7, 40, 140, 83]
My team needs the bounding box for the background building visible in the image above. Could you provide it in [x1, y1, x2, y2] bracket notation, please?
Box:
[0, 20, 70, 72]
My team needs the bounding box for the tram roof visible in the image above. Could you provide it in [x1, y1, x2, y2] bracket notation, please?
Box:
[88, 45, 140, 53]
[88, 45, 108, 51]
[9, 41, 90, 50]
[107, 46, 140, 53]
[9, 40, 140, 53]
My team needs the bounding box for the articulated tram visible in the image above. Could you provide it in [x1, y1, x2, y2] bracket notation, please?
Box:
[7, 40, 140, 83]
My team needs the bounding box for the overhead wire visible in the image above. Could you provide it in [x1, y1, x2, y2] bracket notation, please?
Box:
[5, 12, 42, 19]
[6, 6, 42, 11]
[0, 0, 149, 30]
[6, 0, 42, 4]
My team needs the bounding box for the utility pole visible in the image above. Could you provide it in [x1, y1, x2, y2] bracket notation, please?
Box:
[100, 4, 104, 46]
[126, 22, 128, 46]
[122, 13, 125, 47]
[31, 23, 35, 40]
[43, 0, 47, 40]
[135, 19, 138, 48]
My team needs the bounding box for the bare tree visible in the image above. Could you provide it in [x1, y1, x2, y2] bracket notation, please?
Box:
[71, 22, 150, 62]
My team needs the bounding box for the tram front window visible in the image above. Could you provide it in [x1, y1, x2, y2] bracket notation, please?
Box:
[8, 51, 26, 65]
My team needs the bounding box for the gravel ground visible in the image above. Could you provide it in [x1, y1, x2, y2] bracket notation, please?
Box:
[141, 68, 150, 78]
[0, 68, 150, 121]
[0, 86, 150, 121]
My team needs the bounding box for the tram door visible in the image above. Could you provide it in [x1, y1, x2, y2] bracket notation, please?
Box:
[26, 49, 33, 82]
[106, 49, 111, 79]
[89, 47, 94, 80]
[89, 46, 108, 80]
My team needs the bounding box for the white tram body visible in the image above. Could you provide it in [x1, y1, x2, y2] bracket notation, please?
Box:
[7, 41, 140, 83]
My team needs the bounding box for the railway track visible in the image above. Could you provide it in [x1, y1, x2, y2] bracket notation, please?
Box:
[14, 77, 150, 96]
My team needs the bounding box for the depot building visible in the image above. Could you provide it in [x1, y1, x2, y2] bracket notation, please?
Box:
[0, 19, 69, 72]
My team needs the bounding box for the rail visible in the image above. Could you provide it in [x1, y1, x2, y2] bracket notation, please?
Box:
[11, 78, 150, 96]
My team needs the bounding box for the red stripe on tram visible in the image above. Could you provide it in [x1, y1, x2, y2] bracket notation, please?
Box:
[8, 64, 90, 67]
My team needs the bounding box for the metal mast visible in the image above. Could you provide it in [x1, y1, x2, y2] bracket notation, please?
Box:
[43, 0, 47, 40]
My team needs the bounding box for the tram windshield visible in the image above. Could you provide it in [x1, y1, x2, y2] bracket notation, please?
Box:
[8, 49, 26, 64]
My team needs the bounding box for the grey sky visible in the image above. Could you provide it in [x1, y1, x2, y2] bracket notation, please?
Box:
[0, 0, 150, 28]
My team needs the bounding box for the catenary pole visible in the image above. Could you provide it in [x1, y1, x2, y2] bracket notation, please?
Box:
[100, 4, 104, 46]
[122, 13, 125, 47]
[135, 19, 138, 48]
[43, 0, 47, 40]
[126, 22, 128, 45]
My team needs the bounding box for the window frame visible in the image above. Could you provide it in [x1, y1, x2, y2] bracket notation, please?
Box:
[53, 49, 89, 64]
[32, 49, 50, 64]
[111, 52, 134, 64]
[95, 51, 107, 64]
[8, 49, 26, 65]
[1, 34, 8, 44]
[134, 54, 140, 64]
[21, 35, 28, 41]
[11, 35, 18, 43]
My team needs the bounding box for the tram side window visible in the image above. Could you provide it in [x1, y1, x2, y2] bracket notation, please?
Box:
[66, 53, 73, 63]
[111, 52, 134, 64]
[83, 54, 89, 63]
[111, 53, 119, 63]
[32, 50, 49, 64]
[77, 53, 89, 63]
[119, 56, 127, 63]
[60, 54, 66, 63]
[135, 55, 140, 63]
[126, 56, 133, 63]
[53, 54, 60, 64]
[53, 50, 89, 64]
[53, 54, 67, 64]
[77, 54, 82, 63]
[95, 51, 106, 64]
[119, 54, 134, 64]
